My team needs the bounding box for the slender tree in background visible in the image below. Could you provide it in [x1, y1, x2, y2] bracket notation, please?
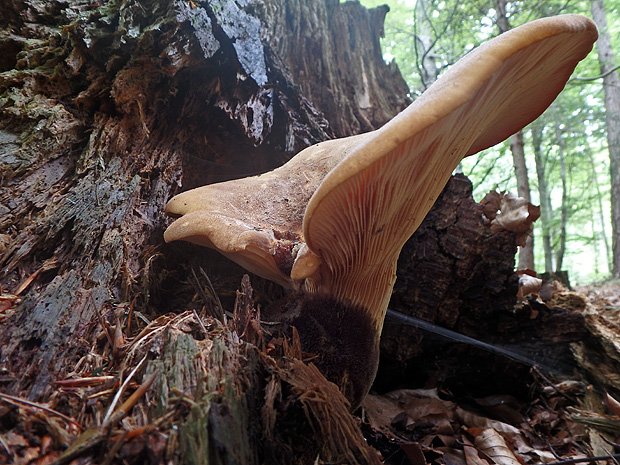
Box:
[414, 0, 439, 89]
[510, 131, 535, 269]
[591, 0, 620, 277]
[531, 123, 554, 273]
[587, 148, 612, 269]
[553, 111, 568, 272]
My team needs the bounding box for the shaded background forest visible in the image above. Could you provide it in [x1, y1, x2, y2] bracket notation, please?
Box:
[361, 0, 620, 285]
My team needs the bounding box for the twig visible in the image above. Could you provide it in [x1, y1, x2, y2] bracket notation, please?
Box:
[190, 268, 210, 307]
[531, 366, 578, 404]
[192, 309, 209, 335]
[126, 294, 137, 335]
[571, 64, 620, 82]
[52, 369, 158, 465]
[0, 392, 80, 427]
[537, 454, 620, 465]
[600, 434, 620, 449]
[200, 267, 224, 320]
[0, 434, 12, 457]
[93, 296, 114, 348]
[104, 369, 159, 426]
[102, 354, 147, 425]
[55, 376, 115, 388]
[124, 409, 178, 441]
[101, 430, 128, 465]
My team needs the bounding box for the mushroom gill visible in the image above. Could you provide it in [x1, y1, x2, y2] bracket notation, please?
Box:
[165, 15, 598, 408]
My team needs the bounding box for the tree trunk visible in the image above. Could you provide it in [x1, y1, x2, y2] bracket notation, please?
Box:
[531, 123, 554, 273]
[495, 0, 510, 32]
[553, 112, 568, 272]
[591, 0, 620, 277]
[588, 148, 612, 272]
[414, 0, 439, 90]
[511, 131, 535, 270]
[0, 0, 407, 462]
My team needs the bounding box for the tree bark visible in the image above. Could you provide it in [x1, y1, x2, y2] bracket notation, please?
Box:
[591, 0, 620, 277]
[0, 0, 406, 462]
[378, 174, 587, 397]
[414, 0, 439, 90]
[588, 148, 612, 272]
[553, 111, 568, 272]
[0, 0, 534, 462]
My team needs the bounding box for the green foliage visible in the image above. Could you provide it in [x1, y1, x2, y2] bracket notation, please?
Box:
[358, 0, 615, 284]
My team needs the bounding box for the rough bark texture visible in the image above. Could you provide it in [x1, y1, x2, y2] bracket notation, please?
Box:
[378, 175, 588, 398]
[0, 0, 408, 400]
[256, 0, 409, 138]
[387, 175, 519, 336]
[0, 0, 404, 462]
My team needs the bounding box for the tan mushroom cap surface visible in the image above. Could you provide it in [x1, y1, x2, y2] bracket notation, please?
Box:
[164, 133, 369, 287]
[165, 14, 597, 329]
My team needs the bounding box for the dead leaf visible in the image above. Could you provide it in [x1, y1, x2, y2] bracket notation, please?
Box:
[363, 394, 404, 438]
[4, 431, 29, 448]
[463, 437, 491, 465]
[510, 433, 556, 463]
[435, 446, 467, 465]
[481, 191, 501, 221]
[385, 389, 456, 433]
[473, 395, 524, 425]
[400, 442, 427, 465]
[474, 428, 521, 465]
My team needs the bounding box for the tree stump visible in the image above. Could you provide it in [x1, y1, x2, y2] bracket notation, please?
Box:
[0, 0, 403, 462]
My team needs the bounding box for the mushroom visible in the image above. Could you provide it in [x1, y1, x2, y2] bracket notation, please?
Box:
[165, 15, 597, 408]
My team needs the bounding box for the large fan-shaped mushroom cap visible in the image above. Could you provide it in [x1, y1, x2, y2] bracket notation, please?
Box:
[302, 14, 597, 327]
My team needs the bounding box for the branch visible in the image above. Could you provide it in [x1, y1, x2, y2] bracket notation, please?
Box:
[538, 454, 620, 465]
[571, 64, 620, 82]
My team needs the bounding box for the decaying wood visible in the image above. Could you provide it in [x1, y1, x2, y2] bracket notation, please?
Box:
[572, 285, 620, 396]
[2, 0, 620, 463]
[0, 0, 408, 401]
[380, 175, 589, 396]
[0, 0, 404, 462]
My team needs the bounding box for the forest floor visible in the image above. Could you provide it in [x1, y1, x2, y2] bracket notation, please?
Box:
[1, 278, 620, 465]
[577, 278, 620, 310]
[364, 278, 620, 465]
